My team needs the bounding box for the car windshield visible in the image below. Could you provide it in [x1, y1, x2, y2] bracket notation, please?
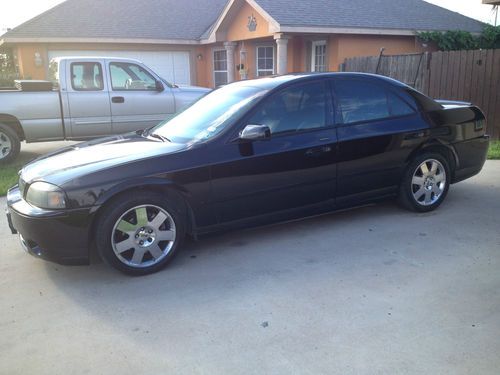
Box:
[151, 85, 267, 144]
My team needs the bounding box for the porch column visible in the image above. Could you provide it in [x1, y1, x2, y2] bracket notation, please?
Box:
[224, 41, 237, 83]
[274, 34, 289, 75]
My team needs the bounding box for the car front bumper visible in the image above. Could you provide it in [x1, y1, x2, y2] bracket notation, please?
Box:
[6, 186, 93, 265]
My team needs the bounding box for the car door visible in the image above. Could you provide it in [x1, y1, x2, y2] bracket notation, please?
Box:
[108, 60, 175, 134]
[65, 60, 112, 138]
[332, 77, 430, 207]
[210, 79, 338, 223]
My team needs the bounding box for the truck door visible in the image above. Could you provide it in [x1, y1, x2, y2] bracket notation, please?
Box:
[65, 60, 112, 138]
[107, 60, 175, 134]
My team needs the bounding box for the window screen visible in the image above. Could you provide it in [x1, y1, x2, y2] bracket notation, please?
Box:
[213, 50, 228, 88]
[257, 46, 274, 77]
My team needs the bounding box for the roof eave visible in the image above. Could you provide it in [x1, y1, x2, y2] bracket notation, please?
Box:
[0, 37, 203, 45]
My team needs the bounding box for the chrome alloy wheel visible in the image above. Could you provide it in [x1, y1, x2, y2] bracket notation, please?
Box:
[411, 159, 447, 206]
[111, 205, 176, 268]
[0, 131, 12, 160]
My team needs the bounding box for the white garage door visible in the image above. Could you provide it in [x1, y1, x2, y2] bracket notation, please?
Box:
[48, 50, 191, 85]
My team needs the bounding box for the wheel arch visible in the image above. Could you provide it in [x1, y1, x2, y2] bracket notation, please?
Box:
[406, 139, 458, 177]
[88, 178, 197, 247]
[0, 114, 25, 141]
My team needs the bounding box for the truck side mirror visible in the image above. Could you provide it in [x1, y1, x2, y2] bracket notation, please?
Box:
[155, 80, 165, 92]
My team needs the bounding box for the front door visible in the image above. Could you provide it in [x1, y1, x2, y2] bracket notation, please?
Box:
[108, 61, 175, 134]
[211, 79, 337, 223]
[66, 60, 112, 138]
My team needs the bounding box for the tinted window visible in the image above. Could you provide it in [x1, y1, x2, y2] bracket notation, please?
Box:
[248, 81, 327, 135]
[388, 91, 416, 116]
[71, 62, 103, 91]
[335, 80, 415, 125]
[110, 62, 156, 90]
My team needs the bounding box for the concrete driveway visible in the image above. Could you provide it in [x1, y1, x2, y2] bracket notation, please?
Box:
[1, 142, 499, 374]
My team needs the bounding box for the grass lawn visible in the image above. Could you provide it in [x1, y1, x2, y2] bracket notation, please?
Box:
[487, 140, 500, 160]
[0, 154, 35, 197]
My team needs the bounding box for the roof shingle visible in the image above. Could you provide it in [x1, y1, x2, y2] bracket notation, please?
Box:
[256, 0, 484, 33]
[1, 0, 485, 41]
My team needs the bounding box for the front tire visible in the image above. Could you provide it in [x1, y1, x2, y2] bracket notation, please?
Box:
[94, 191, 185, 276]
[0, 124, 21, 164]
[399, 153, 451, 212]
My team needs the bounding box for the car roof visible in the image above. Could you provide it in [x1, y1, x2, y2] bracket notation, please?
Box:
[231, 72, 408, 91]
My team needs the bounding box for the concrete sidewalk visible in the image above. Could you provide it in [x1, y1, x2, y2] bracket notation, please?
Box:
[0, 161, 499, 375]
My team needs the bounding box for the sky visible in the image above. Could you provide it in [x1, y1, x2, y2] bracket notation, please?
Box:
[0, 0, 498, 33]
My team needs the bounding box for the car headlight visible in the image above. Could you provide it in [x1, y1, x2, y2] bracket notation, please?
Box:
[25, 182, 66, 209]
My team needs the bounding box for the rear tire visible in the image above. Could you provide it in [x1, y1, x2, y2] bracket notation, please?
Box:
[0, 123, 21, 164]
[94, 191, 185, 276]
[398, 152, 451, 212]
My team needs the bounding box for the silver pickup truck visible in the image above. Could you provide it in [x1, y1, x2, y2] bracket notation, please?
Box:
[0, 57, 210, 163]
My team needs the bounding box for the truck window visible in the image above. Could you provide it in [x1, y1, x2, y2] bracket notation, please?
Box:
[71, 62, 104, 91]
[110, 62, 157, 91]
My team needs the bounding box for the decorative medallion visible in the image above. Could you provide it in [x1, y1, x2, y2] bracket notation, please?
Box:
[247, 14, 257, 32]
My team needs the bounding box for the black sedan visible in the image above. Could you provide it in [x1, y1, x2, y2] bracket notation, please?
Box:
[5, 73, 489, 275]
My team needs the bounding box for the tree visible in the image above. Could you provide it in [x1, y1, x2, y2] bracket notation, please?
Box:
[417, 25, 500, 51]
[0, 48, 18, 86]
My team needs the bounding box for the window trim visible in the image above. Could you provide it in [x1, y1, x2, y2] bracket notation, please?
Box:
[331, 78, 418, 127]
[70, 62, 104, 92]
[109, 62, 158, 92]
[256, 45, 275, 77]
[311, 40, 327, 72]
[213, 48, 228, 88]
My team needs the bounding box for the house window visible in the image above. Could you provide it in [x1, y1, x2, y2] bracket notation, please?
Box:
[311, 41, 327, 72]
[256, 46, 274, 77]
[213, 49, 228, 87]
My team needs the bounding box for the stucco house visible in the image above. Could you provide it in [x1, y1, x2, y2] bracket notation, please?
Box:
[0, 0, 484, 88]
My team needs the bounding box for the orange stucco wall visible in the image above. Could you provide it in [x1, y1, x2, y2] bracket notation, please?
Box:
[330, 34, 423, 71]
[14, 44, 48, 79]
[13, 34, 425, 88]
[226, 1, 272, 42]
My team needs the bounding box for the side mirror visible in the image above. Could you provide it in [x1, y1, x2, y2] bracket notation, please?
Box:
[239, 124, 271, 141]
[155, 80, 165, 92]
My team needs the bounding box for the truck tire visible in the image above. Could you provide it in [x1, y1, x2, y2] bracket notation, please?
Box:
[0, 123, 21, 164]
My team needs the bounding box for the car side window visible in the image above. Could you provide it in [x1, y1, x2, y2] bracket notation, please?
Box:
[387, 91, 416, 117]
[71, 62, 104, 91]
[334, 79, 415, 125]
[248, 81, 327, 135]
[110, 62, 157, 91]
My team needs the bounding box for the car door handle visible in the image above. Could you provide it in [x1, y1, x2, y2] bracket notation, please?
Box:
[305, 145, 332, 157]
[404, 131, 426, 140]
[112, 96, 125, 104]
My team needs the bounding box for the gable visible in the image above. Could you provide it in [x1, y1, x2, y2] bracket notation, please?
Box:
[225, 1, 274, 41]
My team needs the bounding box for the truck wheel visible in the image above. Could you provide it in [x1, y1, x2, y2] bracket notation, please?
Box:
[398, 152, 451, 212]
[94, 191, 185, 276]
[0, 124, 21, 164]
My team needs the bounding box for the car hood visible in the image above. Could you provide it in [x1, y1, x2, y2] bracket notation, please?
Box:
[20, 132, 187, 185]
[174, 84, 211, 94]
